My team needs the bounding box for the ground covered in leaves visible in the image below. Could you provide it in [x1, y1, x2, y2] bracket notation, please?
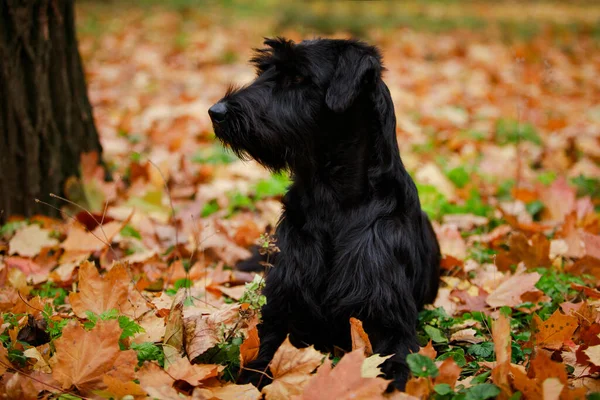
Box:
[1, 2, 600, 399]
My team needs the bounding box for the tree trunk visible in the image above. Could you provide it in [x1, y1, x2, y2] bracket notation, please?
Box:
[0, 0, 102, 223]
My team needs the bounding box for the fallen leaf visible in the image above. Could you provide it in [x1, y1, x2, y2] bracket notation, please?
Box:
[240, 325, 260, 368]
[196, 383, 261, 400]
[138, 361, 180, 399]
[102, 375, 147, 399]
[61, 220, 126, 253]
[50, 320, 136, 394]
[184, 303, 241, 360]
[350, 317, 373, 356]
[262, 337, 324, 400]
[435, 358, 461, 388]
[8, 224, 58, 257]
[361, 354, 393, 378]
[405, 376, 431, 398]
[69, 260, 132, 318]
[486, 270, 541, 308]
[166, 356, 222, 385]
[492, 312, 512, 399]
[450, 328, 484, 344]
[418, 341, 437, 360]
[294, 349, 389, 400]
[532, 309, 579, 350]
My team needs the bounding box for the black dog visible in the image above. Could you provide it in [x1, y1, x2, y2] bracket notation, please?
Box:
[208, 37, 440, 390]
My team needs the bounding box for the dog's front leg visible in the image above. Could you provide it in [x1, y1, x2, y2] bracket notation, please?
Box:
[238, 298, 288, 388]
[369, 328, 419, 391]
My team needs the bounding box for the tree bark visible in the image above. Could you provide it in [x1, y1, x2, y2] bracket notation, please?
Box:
[0, 0, 102, 223]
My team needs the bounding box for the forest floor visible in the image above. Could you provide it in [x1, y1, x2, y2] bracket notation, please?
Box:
[1, 1, 600, 399]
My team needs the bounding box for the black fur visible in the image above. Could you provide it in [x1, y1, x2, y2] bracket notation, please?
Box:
[209, 37, 440, 391]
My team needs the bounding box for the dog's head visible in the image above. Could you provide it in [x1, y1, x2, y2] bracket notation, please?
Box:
[209, 37, 385, 171]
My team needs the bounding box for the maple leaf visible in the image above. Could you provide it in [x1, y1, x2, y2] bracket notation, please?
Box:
[137, 361, 181, 399]
[102, 375, 147, 399]
[434, 358, 461, 388]
[196, 383, 261, 400]
[541, 176, 576, 222]
[8, 224, 58, 258]
[486, 270, 541, 308]
[60, 219, 126, 253]
[240, 325, 260, 368]
[405, 376, 431, 398]
[261, 337, 324, 400]
[418, 341, 437, 360]
[50, 320, 136, 394]
[532, 309, 579, 350]
[69, 260, 132, 318]
[166, 356, 223, 385]
[350, 317, 373, 356]
[294, 349, 389, 400]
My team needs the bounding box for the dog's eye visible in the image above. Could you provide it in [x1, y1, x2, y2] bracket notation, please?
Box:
[292, 75, 305, 84]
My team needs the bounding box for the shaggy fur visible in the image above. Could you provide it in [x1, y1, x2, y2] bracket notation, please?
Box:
[208, 37, 440, 390]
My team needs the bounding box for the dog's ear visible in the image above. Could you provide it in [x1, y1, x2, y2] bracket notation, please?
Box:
[326, 44, 382, 113]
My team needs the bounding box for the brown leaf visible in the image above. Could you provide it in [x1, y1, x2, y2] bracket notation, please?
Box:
[418, 341, 437, 360]
[196, 383, 261, 400]
[492, 312, 512, 399]
[184, 303, 240, 360]
[532, 309, 579, 350]
[240, 325, 260, 368]
[294, 349, 389, 400]
[164, 288, 186, 367]
[262, 337, 324, 400]
[51, 320, 136, 394]
[61, 220, 126, 253]
[166, 356, 222, 385]
[435, 358, 461, 388]
[350, 317, 373, 356]
[405, 376, 431, 398]
[102, 375, 146, 399]
[486, 271, 541, 308]
[8, 224, 58, 258]
[69, 260, 132, 318]
[138, 361, 180, 399]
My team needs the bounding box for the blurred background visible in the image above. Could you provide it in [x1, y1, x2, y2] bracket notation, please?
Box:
[75, 0, 600, 226]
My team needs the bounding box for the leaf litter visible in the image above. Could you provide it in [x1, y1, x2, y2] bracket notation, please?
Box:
[1, 2, 600, 399]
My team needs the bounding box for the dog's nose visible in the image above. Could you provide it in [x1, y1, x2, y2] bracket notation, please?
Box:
[209, 102, 228, 123]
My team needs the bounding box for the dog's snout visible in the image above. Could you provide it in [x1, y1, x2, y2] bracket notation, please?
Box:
[209, 102, 228, 124]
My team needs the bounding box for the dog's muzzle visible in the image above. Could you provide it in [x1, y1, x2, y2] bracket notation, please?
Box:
[209, 102, 228, 125]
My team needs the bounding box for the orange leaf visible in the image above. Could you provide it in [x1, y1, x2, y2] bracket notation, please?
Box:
[261, 337, 324, 400]
[102, 376, 146, 399]
[492, 312, 512, 399]
[529, 351, 567, 384]
[137, 361, 180, 399]
[61, 220, 126, 253]
[166, 356, 222, 385]
[509, 364, 540, 399]
[240, 325, 260, 368]
[350, 317, 373, 356]
[51, 320, 135, 394]
[69, 261, 132, 318]
[532, 309, 579, 350]
[197, 383, 261, 400]
[418, 341, 437, 360]
[434, 358, 461, 388]
[295, 349, 389, 400]
[405, 376, 431, 398]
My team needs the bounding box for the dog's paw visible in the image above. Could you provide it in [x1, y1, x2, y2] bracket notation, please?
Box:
[238, 361, 273, 389]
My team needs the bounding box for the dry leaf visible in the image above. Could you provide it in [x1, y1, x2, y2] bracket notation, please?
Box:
[492, 312, 512, 399]
[294, 349, 389, 400]
[532, 309, 578, 350]
[61, 220, 126, 252]
[350, 317, 373, 356]
[69, 260, 132, 318]
[196, 383, 261, 400]
[8, 225, 58, 257]
[50, 320, 136, 394]
[486, 271, 541, 308]
[262, 337, 324, 400]
[240, 325, 260, 368]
